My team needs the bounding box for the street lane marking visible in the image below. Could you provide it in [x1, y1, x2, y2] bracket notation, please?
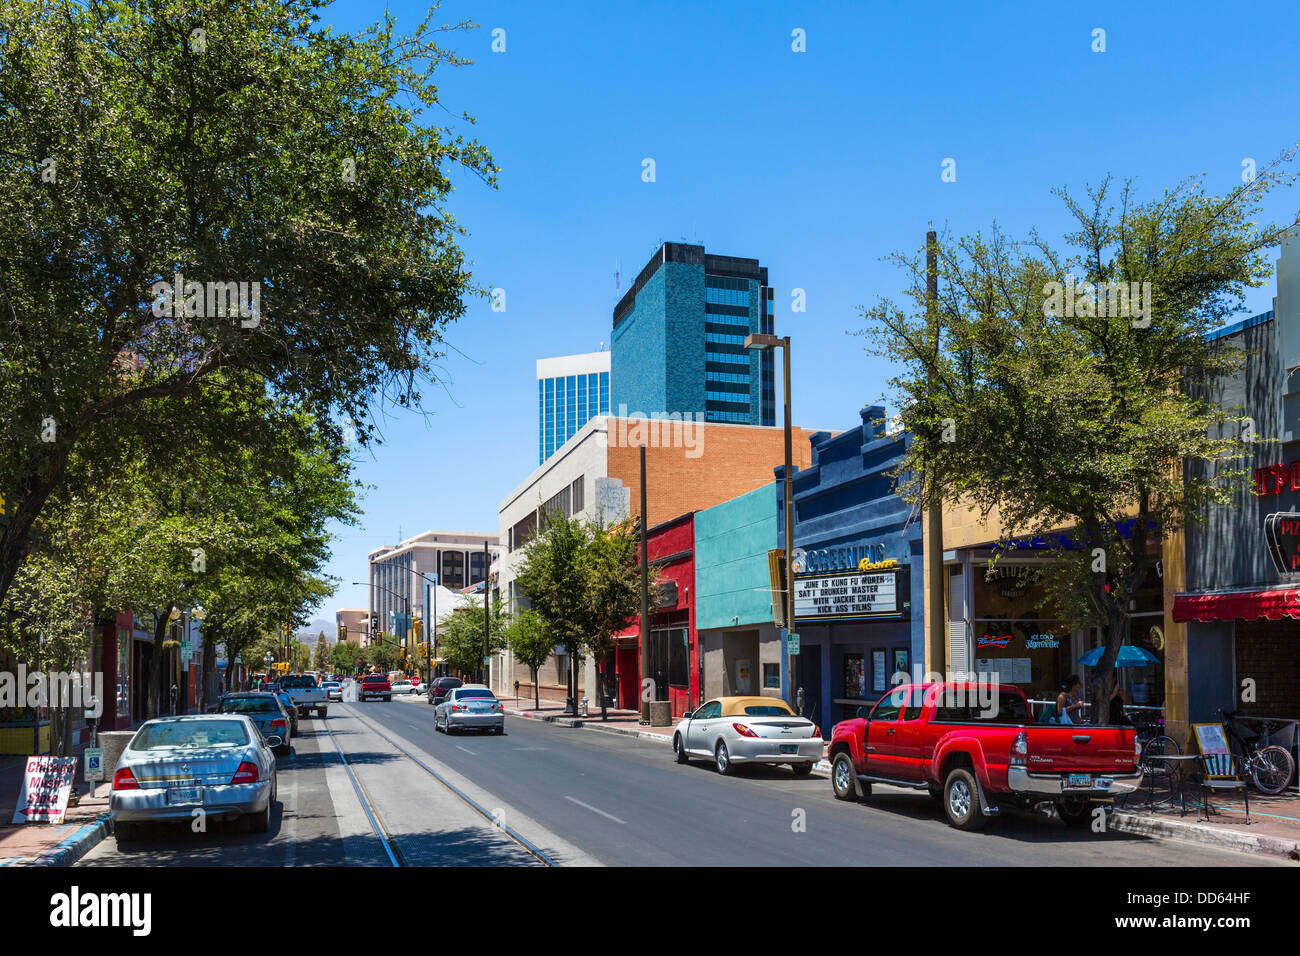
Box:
[565, 796, 627, 824]
[455, 745, 476, 756]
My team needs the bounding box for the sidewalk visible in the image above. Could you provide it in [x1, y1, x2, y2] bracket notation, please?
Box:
[0, 752, 114, 866]
[501, 699, 681, 744]
[1110, 785, 1300, 861]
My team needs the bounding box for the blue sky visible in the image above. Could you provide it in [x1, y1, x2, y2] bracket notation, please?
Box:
[309, 0, 1300, 627]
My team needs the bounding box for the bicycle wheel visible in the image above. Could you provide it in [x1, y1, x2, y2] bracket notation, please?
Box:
[1140, 734, 1180, 773]
[1251, 745, 1295, 795]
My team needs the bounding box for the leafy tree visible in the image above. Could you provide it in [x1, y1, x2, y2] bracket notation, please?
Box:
[440, 596, 509, 679]
[331, 640, 364, 675]
[367, 641, 401, 675]
[862, 153, 1300, 721]
[582, 520, 644, 719]
[313, 632, 331, 672]
[505, 609, 552, 710]
[0, 0, 497, 604]
[515, 510, 654, 717]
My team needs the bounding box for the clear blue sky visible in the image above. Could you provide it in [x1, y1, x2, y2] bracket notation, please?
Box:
[310, 0, 1300, 627]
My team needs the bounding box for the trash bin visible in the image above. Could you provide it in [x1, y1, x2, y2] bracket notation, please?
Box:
[99, 730, 135, 782]
[649, 700, 671, 727]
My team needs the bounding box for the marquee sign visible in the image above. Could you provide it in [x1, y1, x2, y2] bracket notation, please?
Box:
[1264, 512, 1300, 575]
[793, 567, 910, 622]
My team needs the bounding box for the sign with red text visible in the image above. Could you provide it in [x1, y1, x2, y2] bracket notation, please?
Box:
[11, 755, 77, 824]
[1264, 512, 1300, 575]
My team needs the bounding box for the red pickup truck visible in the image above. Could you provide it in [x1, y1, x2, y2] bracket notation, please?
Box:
[359, 673, 392, 702]
[827, 682, 1141, 830]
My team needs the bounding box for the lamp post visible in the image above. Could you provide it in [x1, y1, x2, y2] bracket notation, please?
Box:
[745, 332, 797, 711]
[413, 571, 439, 686]
[353, 581, 410, 669]
[263, 652, 272, 691]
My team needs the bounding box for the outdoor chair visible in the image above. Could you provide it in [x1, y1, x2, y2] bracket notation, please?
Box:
[1184, 752, 1250, 824]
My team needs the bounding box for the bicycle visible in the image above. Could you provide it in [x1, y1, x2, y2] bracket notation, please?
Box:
[1218, 708, 1297, 795]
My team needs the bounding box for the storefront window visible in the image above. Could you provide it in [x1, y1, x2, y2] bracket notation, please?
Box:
[972, 565, 1069, 702]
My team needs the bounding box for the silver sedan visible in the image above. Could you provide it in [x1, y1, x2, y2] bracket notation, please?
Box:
[110, 714, 280, 840]
[434, 686, 505, 735]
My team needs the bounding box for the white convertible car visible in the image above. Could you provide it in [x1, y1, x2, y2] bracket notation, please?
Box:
[673, 696, 823, 775]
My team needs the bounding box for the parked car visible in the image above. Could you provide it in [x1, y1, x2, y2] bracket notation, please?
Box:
[434, 685, 504, 735]
[390, 679, 415, 695]
[280, 674, 329, 719]
[111, 714, 279, 841]
[673, 696, 823, 776]
[826, 682, 1142, 830]
[426, 676, 462, 706]
[322, 680, 342, 701]
[272, 691, 300, 737]
[215, 693, 294, 757]
[359, 673, 392, 701]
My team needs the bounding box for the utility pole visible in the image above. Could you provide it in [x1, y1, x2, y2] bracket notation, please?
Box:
[638, 443, 651, 724]
[925, 230, 947, 677]
[482, 540, 491, 686]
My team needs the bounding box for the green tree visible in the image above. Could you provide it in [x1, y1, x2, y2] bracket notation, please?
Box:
[314, 632, 331, 672]
[367, 641, 401, 675]
[440, 597, 509, 679]
[331, 640, 364, 675]
[0, 0, 496, 604]
[862, 153, 1300, 721]
[505, 609, 552, 710]
[515, 510, 655, 717]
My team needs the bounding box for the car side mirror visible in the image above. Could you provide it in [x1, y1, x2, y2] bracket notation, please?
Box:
[856, 706, 870, 720]
[266, 735, 283, 748]
[681, 710, 693, 720]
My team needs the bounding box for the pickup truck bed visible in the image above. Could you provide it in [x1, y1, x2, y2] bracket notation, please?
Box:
[279, 675, 329, 719]
[827, 682, 1141, 830]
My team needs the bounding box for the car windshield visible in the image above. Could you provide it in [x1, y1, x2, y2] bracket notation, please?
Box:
[132, 720, 250, 751]
[219, 697, 279, 714]
[456, 689, 495, 700]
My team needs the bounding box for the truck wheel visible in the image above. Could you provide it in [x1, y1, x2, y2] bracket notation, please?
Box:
[1058, 798, 1097, 829]
[317, 708, 327, 719]
[943, 768, 987, 831]
[831, 752, 859, 801]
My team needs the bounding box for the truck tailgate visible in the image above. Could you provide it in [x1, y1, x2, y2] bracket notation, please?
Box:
[1025, 726, 1136, 773]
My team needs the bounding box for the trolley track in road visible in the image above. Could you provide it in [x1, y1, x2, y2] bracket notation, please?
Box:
[323, 703, 558, 868]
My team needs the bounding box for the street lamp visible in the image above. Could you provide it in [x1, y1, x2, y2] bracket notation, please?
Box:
[744, 332, 798, 712]
[413, 571, 440, 687]
[263, 652, 272, 690]
[353, 581, 410, 669]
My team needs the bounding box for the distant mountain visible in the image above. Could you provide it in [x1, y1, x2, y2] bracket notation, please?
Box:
[297, 618, 335, 646]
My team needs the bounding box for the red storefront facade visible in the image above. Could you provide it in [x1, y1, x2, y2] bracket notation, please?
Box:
[613, 512, 699, 717]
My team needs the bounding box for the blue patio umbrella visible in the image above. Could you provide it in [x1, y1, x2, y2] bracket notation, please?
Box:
[1077, 644, 1160, 667]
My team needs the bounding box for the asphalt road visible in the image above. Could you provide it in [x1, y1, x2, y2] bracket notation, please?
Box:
[77, 698, 1289, 867]
[349, 698, 1285, 867]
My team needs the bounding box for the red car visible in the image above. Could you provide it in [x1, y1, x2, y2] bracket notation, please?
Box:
[827, 682, 1141, 830]
[359, 673, 391, 701]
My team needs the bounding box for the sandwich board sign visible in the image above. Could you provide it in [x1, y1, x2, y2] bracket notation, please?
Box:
[11, 755, 77, 824]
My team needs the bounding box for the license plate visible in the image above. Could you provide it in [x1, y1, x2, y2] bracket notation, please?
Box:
[779, 744, 798, 754]
[168, 786, 202, 805]
[1066, 773, 1091, 789]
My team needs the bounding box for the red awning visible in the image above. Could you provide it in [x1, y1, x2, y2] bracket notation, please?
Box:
[1172, 588, 1300, 623]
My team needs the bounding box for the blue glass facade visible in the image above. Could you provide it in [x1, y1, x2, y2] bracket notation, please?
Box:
[538, 369, 610, 464]
[612, 243, 775, 427]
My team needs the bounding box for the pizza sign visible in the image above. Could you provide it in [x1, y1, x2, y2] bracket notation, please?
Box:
[1264, 512, 1300, 575]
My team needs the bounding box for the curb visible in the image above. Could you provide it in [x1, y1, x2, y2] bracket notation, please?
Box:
[1109, 809, 1300, 861]
[31, 812, 113, 867]
[503, 707, 679, 745]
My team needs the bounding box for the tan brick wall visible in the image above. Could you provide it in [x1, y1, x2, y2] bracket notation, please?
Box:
[606, 420, 821, 527]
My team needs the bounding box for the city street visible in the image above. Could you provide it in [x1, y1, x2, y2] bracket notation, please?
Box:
[77, 702, 1286, 868]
